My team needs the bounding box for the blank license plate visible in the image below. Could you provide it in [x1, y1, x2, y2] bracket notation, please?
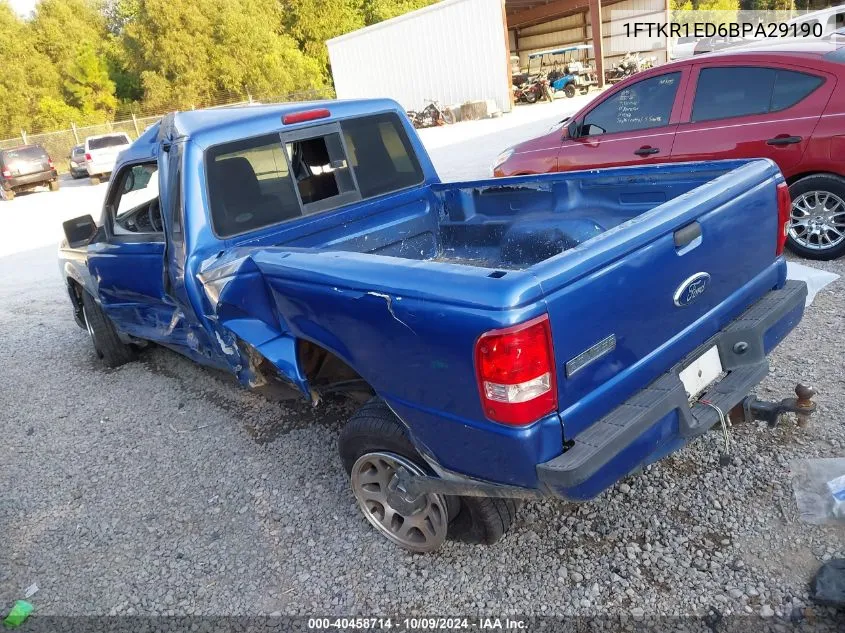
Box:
[679, 346, 724, 400]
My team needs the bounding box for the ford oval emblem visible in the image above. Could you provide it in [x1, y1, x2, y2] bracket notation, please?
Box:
[673, 272, 711, 307]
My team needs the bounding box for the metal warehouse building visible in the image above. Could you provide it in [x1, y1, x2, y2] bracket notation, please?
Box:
[327, 0, 670, 114]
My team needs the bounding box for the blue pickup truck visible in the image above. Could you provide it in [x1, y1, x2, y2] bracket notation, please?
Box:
[59, 99, 811, 553]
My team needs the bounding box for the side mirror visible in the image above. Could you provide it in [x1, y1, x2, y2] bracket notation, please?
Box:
[567, 120, 581, 139]
[63, 215, 97, 248]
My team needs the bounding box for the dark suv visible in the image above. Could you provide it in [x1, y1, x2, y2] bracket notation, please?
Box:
[1, 145, 59, 200]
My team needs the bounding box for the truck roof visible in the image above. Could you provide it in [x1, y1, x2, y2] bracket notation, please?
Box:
[169, 98, 401, 142]
[121, 98, 404, 165]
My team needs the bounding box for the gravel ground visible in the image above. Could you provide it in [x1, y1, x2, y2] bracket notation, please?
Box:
[1, 97, 844, 622]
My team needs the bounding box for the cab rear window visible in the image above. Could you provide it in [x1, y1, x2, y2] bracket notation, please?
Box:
[206, 113, 424, 238]
[1, 146, 47, 162]
[88, 135, 131, 150]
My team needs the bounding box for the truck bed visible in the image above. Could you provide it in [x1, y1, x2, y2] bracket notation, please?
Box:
[326, 161, 751, 272]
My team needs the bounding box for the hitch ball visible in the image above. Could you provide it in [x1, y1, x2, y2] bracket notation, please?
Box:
[795, 383, 817, 427]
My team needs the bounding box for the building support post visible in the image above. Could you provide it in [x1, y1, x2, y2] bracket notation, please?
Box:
[589, 0, 605, 87]
[501, 0, 514, 112]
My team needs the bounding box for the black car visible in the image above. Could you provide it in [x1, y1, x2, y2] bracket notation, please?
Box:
[68, 144, 87, 179]
[1, 145, 59, 200]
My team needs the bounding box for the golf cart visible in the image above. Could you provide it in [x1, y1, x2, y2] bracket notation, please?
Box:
[528, 45, 598, 98]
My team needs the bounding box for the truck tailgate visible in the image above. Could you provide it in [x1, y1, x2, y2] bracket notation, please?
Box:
[533, 160, 785, 438]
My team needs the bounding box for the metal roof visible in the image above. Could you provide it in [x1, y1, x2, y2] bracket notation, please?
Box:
[528, 44, 592, 57]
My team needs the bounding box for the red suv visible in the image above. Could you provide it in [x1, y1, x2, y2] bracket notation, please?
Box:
[494, 40, 845, 260]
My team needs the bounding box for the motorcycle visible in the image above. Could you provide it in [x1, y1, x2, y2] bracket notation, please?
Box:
[606, 51, 656, 84]
[513, 75, 553, 104]
[406, 99, 455, 128]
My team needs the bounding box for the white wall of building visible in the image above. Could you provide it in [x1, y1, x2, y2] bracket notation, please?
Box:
[327, 0, 512, 113]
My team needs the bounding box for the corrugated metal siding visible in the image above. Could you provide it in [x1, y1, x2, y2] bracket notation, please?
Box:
[327, 0, 511, 113]
[512, 0, 668, 71]
[588, 0, 668, 66]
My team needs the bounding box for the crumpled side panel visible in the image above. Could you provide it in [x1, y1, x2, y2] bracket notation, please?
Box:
[196, 252, 308, 398]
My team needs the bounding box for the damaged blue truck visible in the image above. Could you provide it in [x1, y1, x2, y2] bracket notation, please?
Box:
[59, 100, 814, 552]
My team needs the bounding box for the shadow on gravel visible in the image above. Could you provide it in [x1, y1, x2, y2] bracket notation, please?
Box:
[140, 348, 356, 444]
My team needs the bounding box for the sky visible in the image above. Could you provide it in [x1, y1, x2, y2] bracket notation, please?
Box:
[9, 0, 36, 18]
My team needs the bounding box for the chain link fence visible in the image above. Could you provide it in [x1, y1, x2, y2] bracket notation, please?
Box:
[0, 88, 328, 174]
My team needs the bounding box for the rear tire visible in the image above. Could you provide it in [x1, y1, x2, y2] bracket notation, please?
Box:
[525, 91, 538, 104]
[564, 84, 576, 98]
[339, 399, 520, 551]
[81, 291, 137, 368]
[49, 180, 60, 191]
[441, 109, 455, 125]
[787, 174, 845, 261]
[448, 496, 522, 545]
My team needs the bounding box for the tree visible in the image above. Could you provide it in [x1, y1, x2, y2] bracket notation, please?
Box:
[65, 45, 119, 118]
[0, 1, 63, 136]
[282, 0, 366, 70]
[124, 0, 326, 110]
[362, 0, 438, 24]
[30, 0, 120, 121]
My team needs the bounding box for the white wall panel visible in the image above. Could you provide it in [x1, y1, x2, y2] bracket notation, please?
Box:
[327, 0, 512, 113]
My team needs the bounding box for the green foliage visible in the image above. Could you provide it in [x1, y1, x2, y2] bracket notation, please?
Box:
[362, 0, 438, 24]
[0, 0, 440, 138]
[0, 1, 63, 137]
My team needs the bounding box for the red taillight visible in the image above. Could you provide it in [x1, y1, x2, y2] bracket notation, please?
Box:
[1, 169, 10, 178]
[282, 109, 330, 125]
[776, 182, 791, 256]
[85, 153, 92, 161]
[48, 156, 53, 167]
[475, 314, 557, 426]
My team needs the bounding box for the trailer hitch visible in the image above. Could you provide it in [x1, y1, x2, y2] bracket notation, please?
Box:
[741, 383, 817, 427]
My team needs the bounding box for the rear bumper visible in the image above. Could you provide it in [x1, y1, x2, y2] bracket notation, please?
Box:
[86, 159, 116, 176]
[2, 169, 57, 189]
[537, 280, 807, 500]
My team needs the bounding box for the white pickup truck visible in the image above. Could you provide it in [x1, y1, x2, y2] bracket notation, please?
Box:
[83, 133, 132, 183]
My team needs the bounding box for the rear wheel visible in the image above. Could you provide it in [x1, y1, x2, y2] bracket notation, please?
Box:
[339, 399, 520, 552]
[81, 291, 137, 367]
[787, 174, 845, 260]
[564, 83, 576, 98]
[49, 180, 60, 191]
[441, 109, 455, 125]
[524, 91, 538, 104]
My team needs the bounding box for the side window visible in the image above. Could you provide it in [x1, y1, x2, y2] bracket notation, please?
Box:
[692, 67, 822, 123]
[692, 67, 776, 122]
[770, 70, 824, 111]
[112, 163, 161, 235]
[340, 113, 424, 198]
[582, 72, 680, 136]
[207, 134, 300, 238]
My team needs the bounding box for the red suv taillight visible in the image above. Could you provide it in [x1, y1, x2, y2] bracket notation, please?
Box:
[85, 153, 92, 161]
[48, 156, 54, 167]
[475, 314, 557, 425]
[1, 169, 10, 178]
[776, 182, 791, 256]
